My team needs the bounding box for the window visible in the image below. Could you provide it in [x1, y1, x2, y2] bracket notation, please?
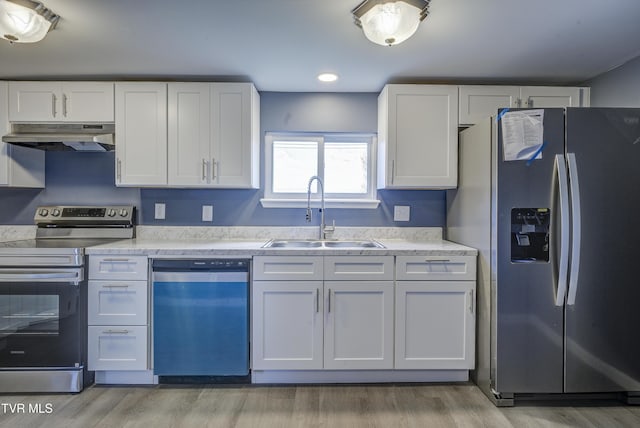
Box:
[261, 133, 379, 208]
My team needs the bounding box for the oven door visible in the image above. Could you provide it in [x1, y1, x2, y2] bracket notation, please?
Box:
[0, 268, 84, 368]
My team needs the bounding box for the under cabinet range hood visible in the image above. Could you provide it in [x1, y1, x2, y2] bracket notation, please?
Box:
[2, 123, 115, 151]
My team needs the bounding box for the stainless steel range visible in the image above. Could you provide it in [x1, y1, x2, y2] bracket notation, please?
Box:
[0, 205, 135, 393]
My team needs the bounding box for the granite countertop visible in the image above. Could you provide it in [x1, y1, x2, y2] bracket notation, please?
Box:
[85, 238, 477, 257]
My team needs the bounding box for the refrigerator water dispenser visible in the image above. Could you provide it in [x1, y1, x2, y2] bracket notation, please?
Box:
[511, 208, 550, 262]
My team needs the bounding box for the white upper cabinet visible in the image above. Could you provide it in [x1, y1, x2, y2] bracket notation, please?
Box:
[378, 84, 458, 189]
[0, 82, 45, 188]
[458, 86, 520, 125]
[115, 82, 168, 186]
[459, 85, 590, 125]
[167, 83, 211, 186]
[211, 83, 260, 188]
[8, 81, 114, 122]
[519, 86, 588, 109]
[119, 81, 259, 188]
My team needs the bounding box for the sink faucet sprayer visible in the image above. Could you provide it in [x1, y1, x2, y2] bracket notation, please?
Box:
[306, 175, 335, 239]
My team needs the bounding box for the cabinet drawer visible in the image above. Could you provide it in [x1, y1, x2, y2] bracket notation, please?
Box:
[324, 256, 394, 281]
[88, 280, 148, 325]
[89, 255, 148, 281]
[88, 325, 148, 371]
[253, 256, 323, 281]
[396, 256, 476, 281]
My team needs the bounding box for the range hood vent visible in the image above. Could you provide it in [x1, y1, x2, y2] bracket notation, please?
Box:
[2, 123, 115, 151]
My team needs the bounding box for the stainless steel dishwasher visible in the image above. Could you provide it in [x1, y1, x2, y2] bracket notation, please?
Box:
[151, 259, 250, 382]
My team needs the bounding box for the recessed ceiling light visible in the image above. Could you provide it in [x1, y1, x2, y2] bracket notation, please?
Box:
[318, 73, 338, 83]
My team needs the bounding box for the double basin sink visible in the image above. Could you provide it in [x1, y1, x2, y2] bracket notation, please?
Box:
[262, 239, 385, 249]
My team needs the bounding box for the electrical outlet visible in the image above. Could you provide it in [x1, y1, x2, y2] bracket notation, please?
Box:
[394, 205, 410, 222]
[154, 203, 166, 220]
[202, 205, 213, 222]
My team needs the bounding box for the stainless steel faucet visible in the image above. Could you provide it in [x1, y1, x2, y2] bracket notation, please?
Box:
[306, 175, 335, 239]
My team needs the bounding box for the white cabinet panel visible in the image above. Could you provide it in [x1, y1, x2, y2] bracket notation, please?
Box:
[8, 81, 114, 122]
[378, 84, 458, 189]
[324, 281, 394, 369]
[88, 280, 148, 326]
[395, 281, 475, 369]
[89, 255, 148, 281]
[252, 281, 324, 370]
[396, 256, 476, 281]
[458, 85, 520, 125]
[520, 86, 584, 108]
[0, 82, 45, 188]
[253, 256, 323, 281]
[88, 326, 148, 371]
[115, 82, 167, 186]
[167, 83, 211, 186]
[324, 256, 394, 281]
[211, 83, 260, 188]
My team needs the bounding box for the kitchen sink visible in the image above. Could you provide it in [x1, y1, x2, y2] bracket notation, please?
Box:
[262, 239, 385, 249]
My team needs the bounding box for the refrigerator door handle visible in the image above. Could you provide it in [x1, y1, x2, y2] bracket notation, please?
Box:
[554, 154, 570, 306]
[567, 153, 582, 305]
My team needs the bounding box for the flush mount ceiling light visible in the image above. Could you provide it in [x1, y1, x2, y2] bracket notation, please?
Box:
[352, 0, 430, 46]
[317, 72, 338, 83]
[0, 0, 59, 43]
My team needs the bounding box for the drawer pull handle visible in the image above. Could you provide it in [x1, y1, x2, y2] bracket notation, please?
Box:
[103, 284, 130, 288]
[102, 259, 133, 263]
[103, 329, 129, 335]
[424, 259, 450, 263]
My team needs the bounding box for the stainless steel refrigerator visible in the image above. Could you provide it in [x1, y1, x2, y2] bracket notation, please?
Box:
[447, 108, 640, 405]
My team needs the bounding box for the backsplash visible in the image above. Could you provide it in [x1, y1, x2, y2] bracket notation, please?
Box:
[135, 226, 442, 241]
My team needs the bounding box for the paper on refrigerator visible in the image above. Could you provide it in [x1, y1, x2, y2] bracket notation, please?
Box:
[500, 109, 545, 161]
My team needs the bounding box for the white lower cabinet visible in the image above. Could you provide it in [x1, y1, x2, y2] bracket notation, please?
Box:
[88, 326, 148, 371]
[324, 281, 394, 369]
[394, 256, 476, 370]
[252, 256, 394, 371]
[395, 281, 475, 369]
[252, 281, 324, 370]
[87, 255, 150, 378]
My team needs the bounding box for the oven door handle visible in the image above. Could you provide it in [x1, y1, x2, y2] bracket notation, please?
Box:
[0, 269, 83, 282]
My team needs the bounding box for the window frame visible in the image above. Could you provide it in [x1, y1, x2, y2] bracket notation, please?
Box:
[261, 132, 379, 209]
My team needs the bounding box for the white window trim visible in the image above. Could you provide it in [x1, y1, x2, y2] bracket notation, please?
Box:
[260, 132, 380, 209]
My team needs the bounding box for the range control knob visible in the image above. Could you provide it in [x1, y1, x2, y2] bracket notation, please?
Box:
[38, 208, 49, 217]
[107, 209, 117, 217]
[51, 208, 61, 217]
[119, 209, 129, 217]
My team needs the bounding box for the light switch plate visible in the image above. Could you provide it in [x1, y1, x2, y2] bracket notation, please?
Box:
[394, 205, 410, 222]
[202, 205, 213, 222]
[154, 203, 166, 220]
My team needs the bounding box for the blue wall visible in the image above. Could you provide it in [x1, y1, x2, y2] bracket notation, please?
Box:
[0, 92, 445, 227]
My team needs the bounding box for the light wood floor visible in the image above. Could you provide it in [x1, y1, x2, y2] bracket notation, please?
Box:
[1, 383, 640, 428]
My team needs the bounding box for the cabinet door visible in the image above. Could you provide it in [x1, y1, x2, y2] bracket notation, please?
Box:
[324, 281, 394, 369]
[62, 82, 114, 122]
[115, 83, 167, 186]
[88, 325, 148, 371]
[458, 85, 520, 125]
[8, 81, 61, 121]
[252, 281, 323, 370]
[520, 86, 583, 108]
[0, 82, 45, 187]
[210, 83, 259, 188]
[379, 84, 458, 189]
[88, 280, 148, 326]
[395, 281, 475, 369]
[167, 83, 211, 186]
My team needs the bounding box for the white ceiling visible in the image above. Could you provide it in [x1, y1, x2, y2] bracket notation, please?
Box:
[1, 0, 640, 92]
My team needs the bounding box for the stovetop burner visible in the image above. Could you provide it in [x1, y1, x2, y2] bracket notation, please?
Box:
[0, 205, 135, 265]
